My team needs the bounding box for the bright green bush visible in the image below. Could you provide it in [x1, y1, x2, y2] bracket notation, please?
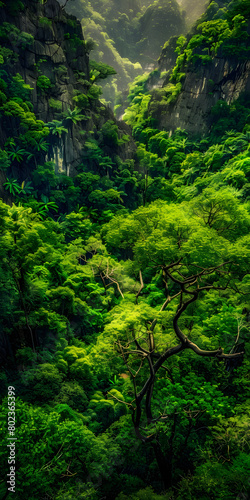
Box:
[37, 75, 52, 91]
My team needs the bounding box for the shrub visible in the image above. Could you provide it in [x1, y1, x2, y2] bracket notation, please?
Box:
[73, 93, 89, 109]
[37, 75, 52, 91]
[54, 65, 68, 77]
[48, 98, 62, 111]
[22, 363, 63, 402]
[55, 381, 88, 412]
[39, 17, 52, 27]
[87, 84, 102, 100]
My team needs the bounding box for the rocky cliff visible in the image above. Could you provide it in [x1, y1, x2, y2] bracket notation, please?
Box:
[146, 1, 250, 137]
[150, 55, 250, 136]
[0, 0, 134, 176]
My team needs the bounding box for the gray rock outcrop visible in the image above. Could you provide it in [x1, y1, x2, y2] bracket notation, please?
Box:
[0, 0, 135, 175]
[149, 55, 250, 136]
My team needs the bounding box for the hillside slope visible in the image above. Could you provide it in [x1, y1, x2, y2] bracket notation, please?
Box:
[125, 0, 250, 137]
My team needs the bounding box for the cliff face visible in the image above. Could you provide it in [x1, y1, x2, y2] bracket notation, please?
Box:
[3, 0, 89, 120]
[149, 55, 250, 136]
[0, 0, 134, 175]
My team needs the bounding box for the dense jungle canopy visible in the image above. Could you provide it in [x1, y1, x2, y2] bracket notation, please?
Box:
[0, 0, 250, 499]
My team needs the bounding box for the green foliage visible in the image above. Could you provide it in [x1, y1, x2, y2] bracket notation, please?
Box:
[39, 16, 52, 27]
[89, 60, 117, 81]
[49, 98, 62, 111]
[32, 162, 57, 190]
[64, 33, 84, 49]
[0, 72, 49, 152]
[53, 65, 68, 77]
[5, 0, 24, 16]
[101, 120, 119, 147]
[3, 177, 21, 195]
[47, 120, 68, 136]
[84, 38, 97, 53]
[0, 46, 18, 64]
[87, 84, 103, 100]
[117, 486, 170, 499]
[37, 75, 52, 91]
[55, 381, 88, 412]
[10, 73, 34, 100]
[72, 92, 89, 109]
[0, 23, 33, 49]
[0, 148, 10, 170]
[22, 363, 63, 402]
[63, 107, 87, 124]
[0, 1, 250, 499]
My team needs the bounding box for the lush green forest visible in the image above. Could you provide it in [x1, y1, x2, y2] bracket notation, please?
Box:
[0, 0, 250, 499]
[59, 0, 199, 108]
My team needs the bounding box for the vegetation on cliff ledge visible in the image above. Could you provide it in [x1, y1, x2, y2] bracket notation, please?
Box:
[0, 0, 250, 499]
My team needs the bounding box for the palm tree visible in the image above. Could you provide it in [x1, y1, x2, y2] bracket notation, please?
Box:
[63, 108, 86, 125]
[37, 200, 58, 219]
[3, 178, 21, 195]
[18, 180, 34, 195]
[47, 120, 68, 138]
[33, 138, 49, 153]
[8, 145, 27, 163]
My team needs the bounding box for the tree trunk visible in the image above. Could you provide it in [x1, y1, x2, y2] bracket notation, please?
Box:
[152, 441, 172, 490]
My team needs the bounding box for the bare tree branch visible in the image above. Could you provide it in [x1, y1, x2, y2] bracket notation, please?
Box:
[136, 270, 144, 304]
[118, 259, 245, 443]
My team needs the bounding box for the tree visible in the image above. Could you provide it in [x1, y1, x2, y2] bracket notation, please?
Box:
[102, 198, 250, 487]
[47, 120, 68, 138]
[7, 145, 27, 163]
[63, 107, 87, 125]
[89, 60, 117, 81]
